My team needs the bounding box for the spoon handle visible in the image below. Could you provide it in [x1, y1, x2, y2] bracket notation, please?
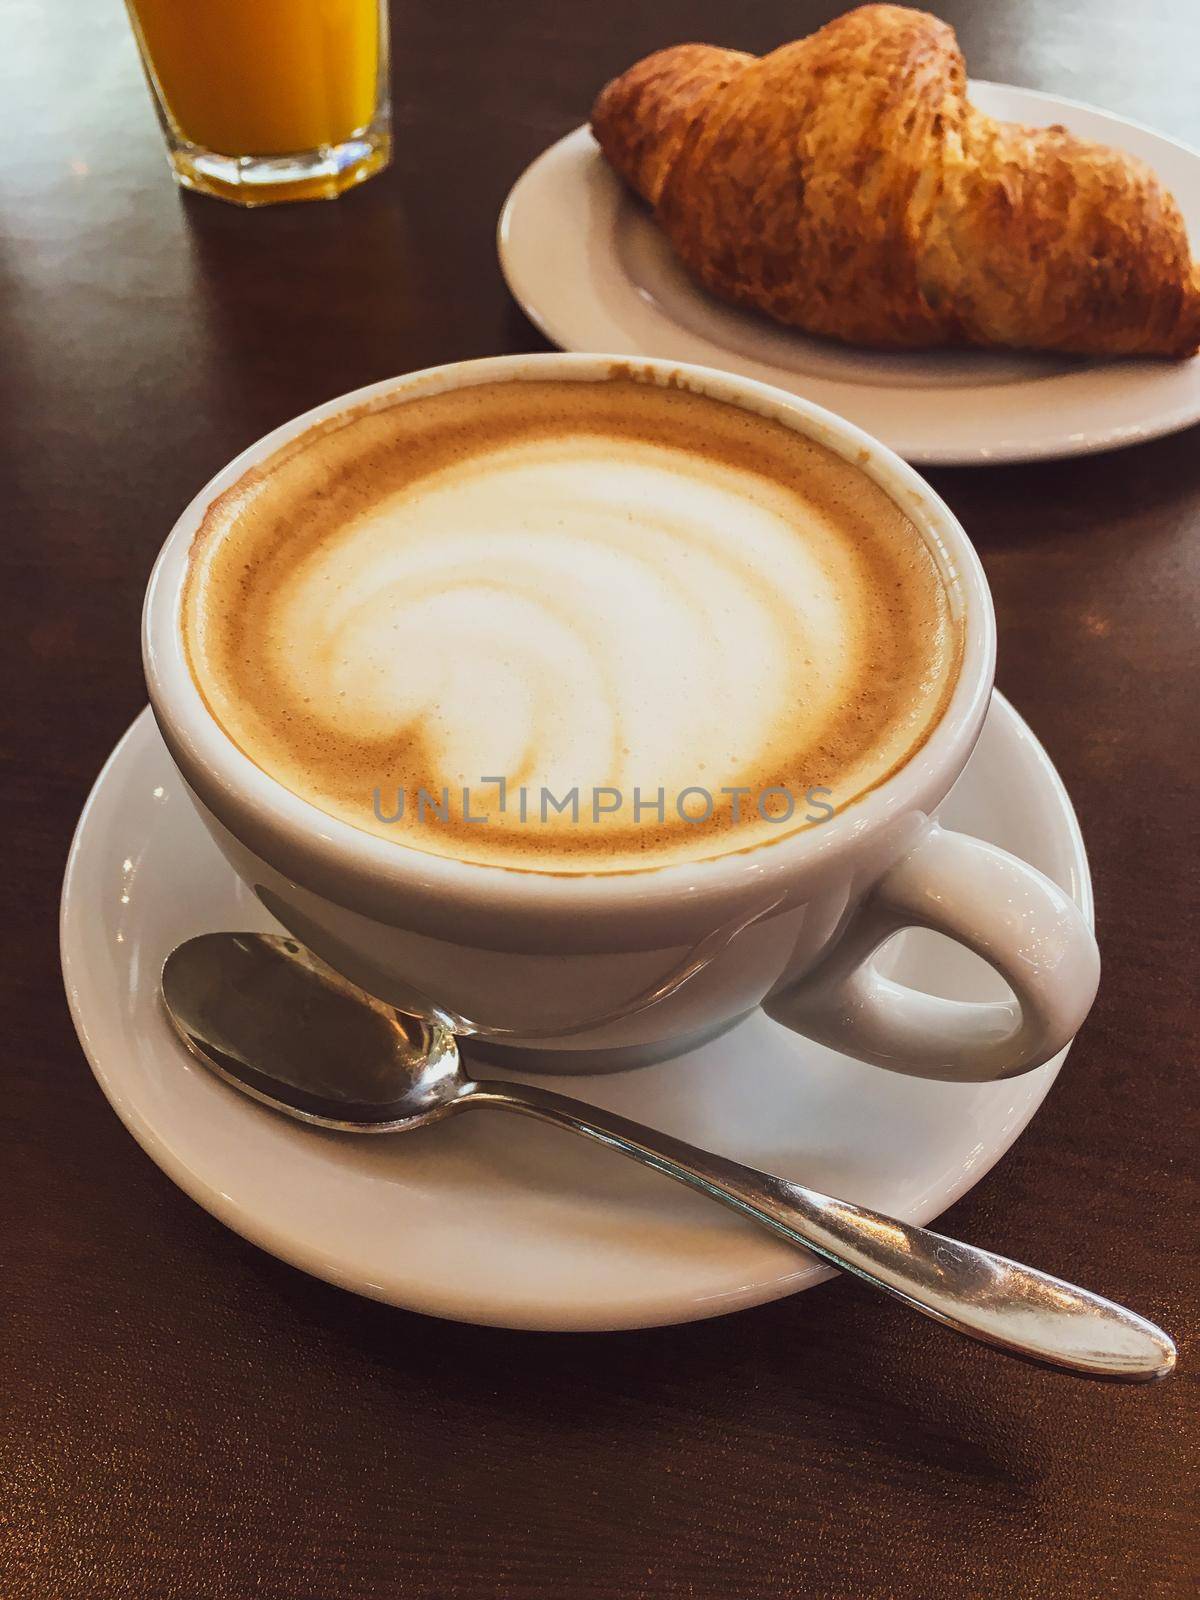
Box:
[465, 1078, 1174, 1381]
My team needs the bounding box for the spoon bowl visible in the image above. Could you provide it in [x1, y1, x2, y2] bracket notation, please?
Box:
[163, 933, 463, 1129]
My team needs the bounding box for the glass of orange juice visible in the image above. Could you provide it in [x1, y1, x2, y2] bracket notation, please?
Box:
[125, 0, 390, 205]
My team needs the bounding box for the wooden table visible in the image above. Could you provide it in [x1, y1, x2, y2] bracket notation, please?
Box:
[4, 3, 1197, 1595]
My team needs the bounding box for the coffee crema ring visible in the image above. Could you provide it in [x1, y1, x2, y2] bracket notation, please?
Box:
[183, 377, 961, 872]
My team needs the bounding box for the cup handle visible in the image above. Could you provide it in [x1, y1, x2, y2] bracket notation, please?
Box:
[766, 823, 1100, 1082]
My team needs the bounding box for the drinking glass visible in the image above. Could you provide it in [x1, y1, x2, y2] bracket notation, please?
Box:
[124, 0, 391, 205]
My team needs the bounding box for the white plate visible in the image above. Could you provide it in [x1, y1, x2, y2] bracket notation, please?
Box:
[61, 696, 1091, 1332]
[498, 83, 1200, 465]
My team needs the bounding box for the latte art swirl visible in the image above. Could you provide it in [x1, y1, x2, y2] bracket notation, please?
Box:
[183, 377, 961, 871]
[277, 444, 854, 797]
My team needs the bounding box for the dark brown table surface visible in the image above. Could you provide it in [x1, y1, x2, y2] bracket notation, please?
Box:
[4, 2, 1198, 1596]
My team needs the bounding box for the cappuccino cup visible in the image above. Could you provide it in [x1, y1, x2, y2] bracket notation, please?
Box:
[144, 353, 1098, 1080]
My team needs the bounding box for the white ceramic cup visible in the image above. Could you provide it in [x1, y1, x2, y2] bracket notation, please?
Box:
[143, 353, 1099, 1081]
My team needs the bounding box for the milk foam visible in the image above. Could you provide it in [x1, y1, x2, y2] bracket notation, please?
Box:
[183, 378, 960, 871]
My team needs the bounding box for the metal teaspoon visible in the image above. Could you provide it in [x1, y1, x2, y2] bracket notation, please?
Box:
[161, 932, 1175, 1381]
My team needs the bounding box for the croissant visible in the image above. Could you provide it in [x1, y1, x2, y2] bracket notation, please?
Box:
[591, 5, 1200, 357]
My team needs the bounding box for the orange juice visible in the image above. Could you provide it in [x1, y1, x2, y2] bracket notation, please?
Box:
[128, 0, 381, 156]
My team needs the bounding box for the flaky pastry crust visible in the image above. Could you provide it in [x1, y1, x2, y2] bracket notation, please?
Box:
[591, 5, 1200, 356]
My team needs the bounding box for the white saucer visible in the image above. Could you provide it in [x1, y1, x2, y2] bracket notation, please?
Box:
[61, 696, 1091, 1332]
[498, 83, 1200, 465]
